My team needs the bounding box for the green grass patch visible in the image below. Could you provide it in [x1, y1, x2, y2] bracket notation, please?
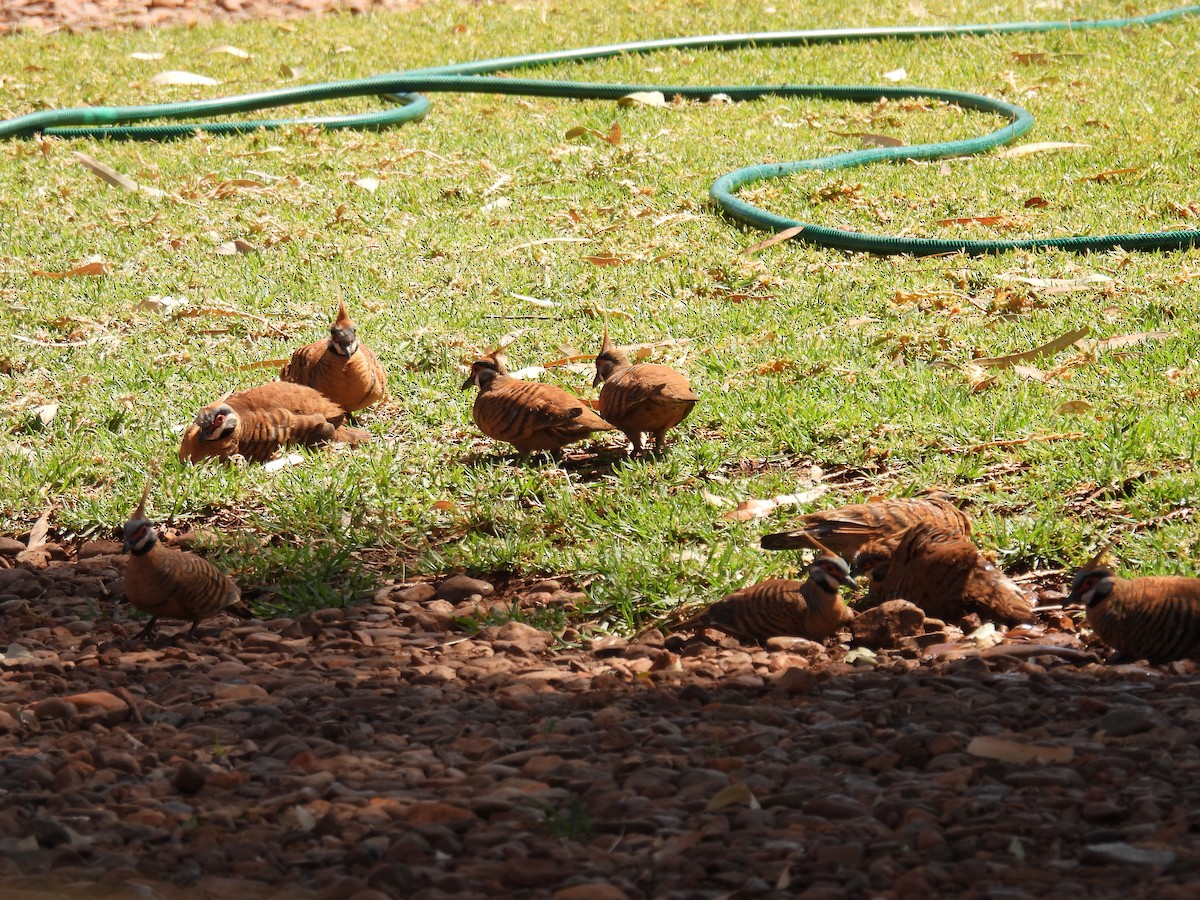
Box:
[1, 0, 1199, 628]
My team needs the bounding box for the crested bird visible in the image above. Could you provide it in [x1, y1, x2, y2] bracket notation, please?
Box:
[280, 299, 388, 414]
[121, 480, 241, 640]
[761, 495, 971, 558]
[461, 351, 615, 456]
[853, 521, 1032, 626]
[675, 555, 857, 644]
[593, 328, 697, 454]
[1067, 567, 1200, 663]
[179, 381, 370, 464]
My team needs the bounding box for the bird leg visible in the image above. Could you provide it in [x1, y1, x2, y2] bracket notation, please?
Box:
[131, 616, 159, 641]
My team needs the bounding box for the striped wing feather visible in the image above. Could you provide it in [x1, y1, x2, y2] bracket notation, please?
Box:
[1089, 576, 1200, 663]
[679, 577, 851, 643]
[761, 497, 971, 556]
[599, 364, 697, 437]
[860, 522, 1030, 625]
[474, 379, 613, 453]
[125, 544, 240, 625]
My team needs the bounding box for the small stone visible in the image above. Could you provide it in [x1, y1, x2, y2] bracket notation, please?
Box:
[61, 691, 130, 726]
[1084, 842, 1176, 867]
[1097, 707, 1161, 737]
[0, 568, 41, 598]
[212, 683, 269, 703]
[392, 583, 436, 603]
[495, 620, 551, 653]
[851, 600, 926, 649]
[0, 537, 26, 555]
[435, 575, 495, 603]
[803, 794, 869, 819]
[29, 818, 72, 848]
[502, 856, 564, 888]
[78, 540, 123, 558]
[765, 636, 825, 654]
[529, 579, 563, 594]
[554, 884, 631, 900]
[32, 697, 78, 720]
[774, 666, 817, 696]
[172, 760, 208, 794]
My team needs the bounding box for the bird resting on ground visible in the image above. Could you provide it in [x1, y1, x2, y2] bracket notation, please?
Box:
[179, 381, 369, 463]
[853, 521, 1032, 627]
[593, 328, 697, 454]
[121, 479, 241, 640]
[761, 495, 971, 559]
[1067, 566, 1200, 664]
[280, 299, 387, 414]
[461, 351, 614, 456]
[676, 555, 857, 644]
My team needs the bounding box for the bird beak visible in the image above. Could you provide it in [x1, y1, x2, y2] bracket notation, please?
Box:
[591, 370, 603, 388]
[461, 373, 475, 391]
[839, 572, 858, 588]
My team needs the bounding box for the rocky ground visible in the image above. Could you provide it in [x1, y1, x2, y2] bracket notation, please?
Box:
[1, 534, 1199, 899]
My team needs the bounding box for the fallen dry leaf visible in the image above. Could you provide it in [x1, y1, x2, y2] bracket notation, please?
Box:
[975, 327, 1090, 368]
[1054, 400, 1095, 416]
[705, 782, 760, 812]
[27, 508, 52, 550]
[997, 273, 1113, 293]
[73, 151, 168, 199]
[882, 67, 906, 82]
[214, 239, 258, 256]
[149, 70, 219, 86]
[354, 177, 380, 192]
[32, 261, 110, 278]
[207, 45, 251, 59]
[130, 51, 165, 61]
[997, 141, 1088, 158]
[618, 90, 668, 108]
[741, 225, 805, 256]
[1081, 166, 1139, 183]
[966, 735, 1074, 764]
[584, 253, 632, 267]
[263, 454, 304, 473]
[833, 131, 905, 148]
[32, 404, 58, 428]
[1091, 331, 1173, 351]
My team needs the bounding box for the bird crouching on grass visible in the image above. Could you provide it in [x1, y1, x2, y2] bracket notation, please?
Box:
[280, 299, 388, 414]
[180, 381, 370, 464]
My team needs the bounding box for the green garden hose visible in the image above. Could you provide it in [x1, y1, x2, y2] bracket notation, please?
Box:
[2, 5, 1198, 256]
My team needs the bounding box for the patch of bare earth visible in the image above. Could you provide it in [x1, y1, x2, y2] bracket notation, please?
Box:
[2, 537, 1200, 898]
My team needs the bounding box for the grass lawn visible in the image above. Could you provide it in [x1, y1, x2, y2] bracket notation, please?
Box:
[1, 0, 1198, 633]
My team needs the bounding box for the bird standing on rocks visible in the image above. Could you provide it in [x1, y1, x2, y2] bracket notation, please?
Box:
[280, 299, 387, 414]
[179, 381, 370, 463]
[676, 555, 857, 644]
[121, 480, 242, 640]
[462, 351, 614, 456]
[1067, 566, 1200, 663]
[853, 521, 1032, 627]
[761, 496, 970, 558]
[593, 328, 697, 454]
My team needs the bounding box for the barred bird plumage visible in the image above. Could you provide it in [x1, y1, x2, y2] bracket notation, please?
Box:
[179, 381, 370, 463]
[676, 556, 857, 644]
[280, 299, 387, 413]
[853, 521, 1032, 626]
[593, 328, 697, 453]
[461, 351, 614, 455]
[761, 496, 971, 558]
[1068, 567, 1200, 663]
[121, 480, 242, 640]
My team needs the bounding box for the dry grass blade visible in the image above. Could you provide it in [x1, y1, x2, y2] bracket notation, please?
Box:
[741, 225, 805, 256]
[73, 151, 168, 199]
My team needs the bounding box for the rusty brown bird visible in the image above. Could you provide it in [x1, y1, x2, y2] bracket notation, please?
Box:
[461, 351, 614, 456]
[280, 299, 388, 414]
[121, 480, 241, 640]
[853, 521, 1032, 627]
[593, 328, 697, 453]
[676, 556, 857, 644]
[761, 495, 971, 558]
[179, 381, 370, 464]
[1067, 567, 1200, 663]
